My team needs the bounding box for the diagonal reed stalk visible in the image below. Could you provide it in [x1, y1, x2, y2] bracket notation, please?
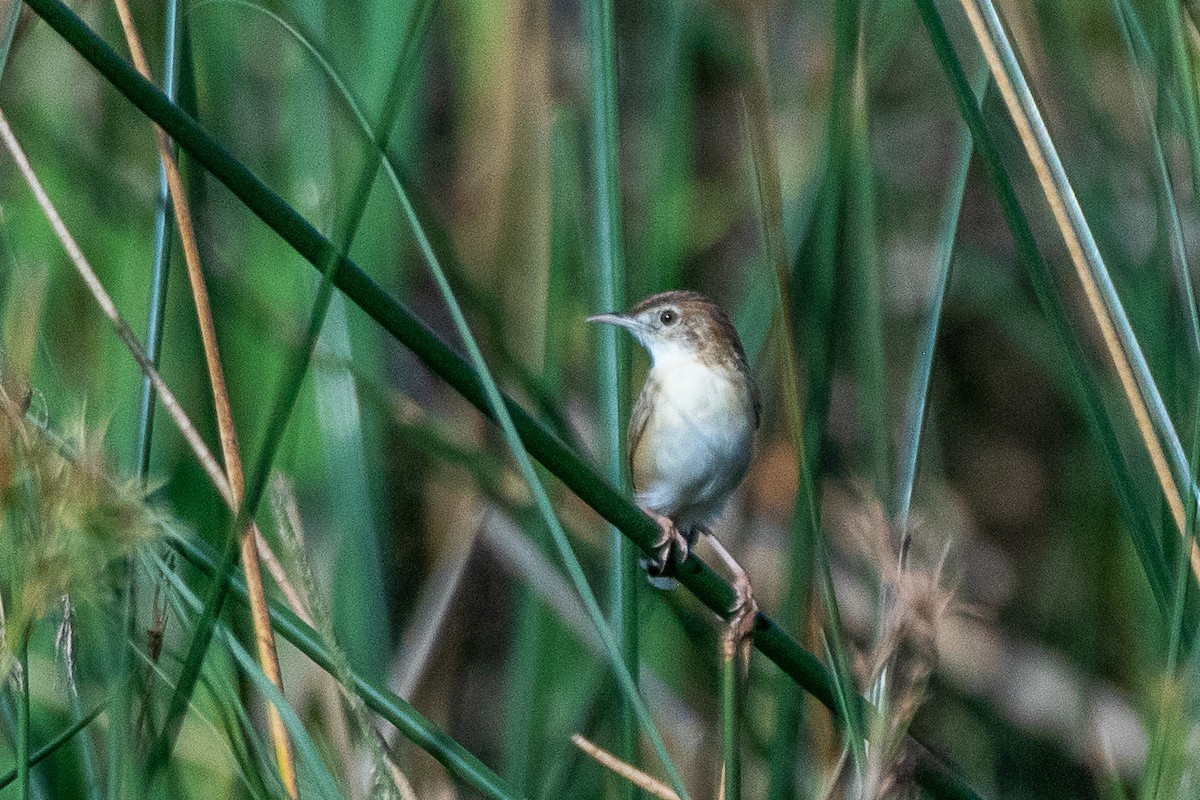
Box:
[19, 3, 984, 796]
[955, 0, 1200, 579]
[571, 734, 678, 800]
[107, 1, 298, 793]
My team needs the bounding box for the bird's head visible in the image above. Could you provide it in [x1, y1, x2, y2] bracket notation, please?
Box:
[587, 290, 748, 370]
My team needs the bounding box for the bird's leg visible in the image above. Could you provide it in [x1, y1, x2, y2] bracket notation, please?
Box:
[641, 508, 689, 575]
[704, 532, 758, 665]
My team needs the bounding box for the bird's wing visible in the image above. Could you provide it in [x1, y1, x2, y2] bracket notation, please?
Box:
[751, 377, 762, 430]
[627, 381, 655, 492]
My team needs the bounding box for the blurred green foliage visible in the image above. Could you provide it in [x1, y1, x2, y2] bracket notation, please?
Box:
[5, 0, 1200, 798]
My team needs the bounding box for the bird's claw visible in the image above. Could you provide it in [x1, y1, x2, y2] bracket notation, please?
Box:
[642, 512, 689, 576]
[723, 575, 758, 664]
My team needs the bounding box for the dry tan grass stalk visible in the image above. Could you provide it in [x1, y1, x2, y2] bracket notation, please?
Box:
[0, 108, 232, 506]
[107, 2, 299, 793]
[956, 0, 1200, 582]
[571, 733, 681, 800]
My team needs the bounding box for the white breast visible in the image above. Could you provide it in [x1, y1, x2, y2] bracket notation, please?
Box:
[635, 353, 756, 530]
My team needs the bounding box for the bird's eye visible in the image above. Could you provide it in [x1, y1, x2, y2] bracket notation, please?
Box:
[659, 309, 678, 326]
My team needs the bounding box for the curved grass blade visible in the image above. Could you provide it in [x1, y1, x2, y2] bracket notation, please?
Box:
[958, 0, 1200, 575]
[0, 700, 105, 791]
[153, 556, 344, 800]
[22, 4, 983, 795]
[894, 79, 979, 537]
[146, 0, 435, 771]
[177, 3, 679, 792]
[190, 0, 577, 452]
[168, 531, 526, 800]
[913, 0, 1194, 643]
[394, 92, 692, 800]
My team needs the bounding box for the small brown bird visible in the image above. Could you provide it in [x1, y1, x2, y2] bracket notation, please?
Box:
[589, 290, 761, 642]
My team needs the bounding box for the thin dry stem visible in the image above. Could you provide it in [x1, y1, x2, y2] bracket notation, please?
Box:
[255, 528, 315, 628]
[108, 2, 299, 793]
[0, 108, 232, 506]
[956, 0, 1200, 582]
[571, 733, 680, 800]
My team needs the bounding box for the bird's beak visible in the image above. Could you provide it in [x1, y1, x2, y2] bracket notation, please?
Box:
[586, 312, 642, 331]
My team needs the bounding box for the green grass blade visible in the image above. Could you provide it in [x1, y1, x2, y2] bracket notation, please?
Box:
[1111, 0, 1200, 674]
[146, 0, 434, 772]
[720, 653, 740, 800]
[0, 699, 105, 791]
[759, 158, 826, 800]
[120, 2, 180, 794]
[146, 188, 337, 782]
[153, 556, 345, 800]
[393, 106, 692, 800]
[585, 0, 637, 790]
[783, 0, 870, 778]
[59, 634, 101, 800]
[969, 0, 1200, 558]
[1162, 0, 1200, 280]
[0, 0, 23, 83]
[914, 0, 1192, 640]
[894, 79, 979, 533]
[22, 5, 984, 794]
[1113, 2, 1200, 791]
[134, 0, 180, 480]
[186, 4, 668, 790]
[168, 531, 526, 800]
[1135, 1, 1200, 358]
[846, 51, 888, 498]
[15, 631, 30, 800]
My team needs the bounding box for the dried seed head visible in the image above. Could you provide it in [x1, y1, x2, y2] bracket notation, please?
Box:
[832, 490, 958, 800]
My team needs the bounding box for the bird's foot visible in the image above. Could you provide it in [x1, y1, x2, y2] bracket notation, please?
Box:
[641, 510, 689, 577]
[706, 533, 758, 665]
[724, 573, 758, 666]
